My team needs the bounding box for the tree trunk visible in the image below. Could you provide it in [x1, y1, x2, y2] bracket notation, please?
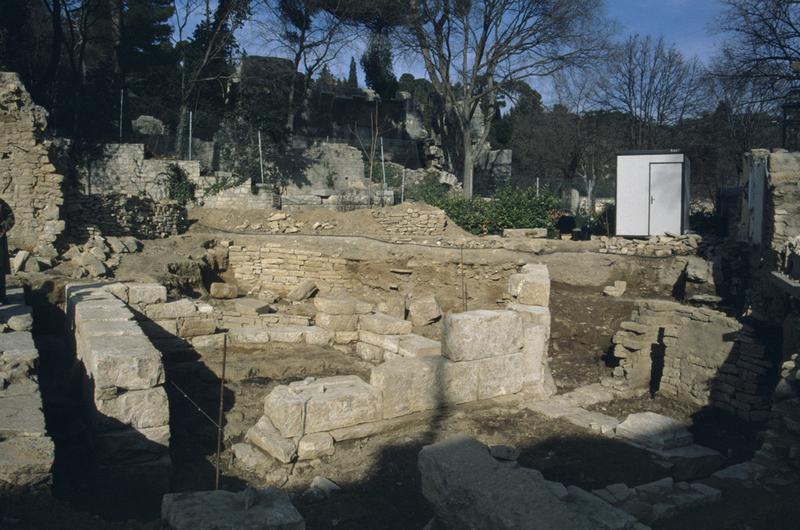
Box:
[462, 133, 474, 198]
[176, 104, 189, 158]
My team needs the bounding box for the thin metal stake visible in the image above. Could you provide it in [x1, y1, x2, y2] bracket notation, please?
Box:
[460, 245, 467, 311]
[188, 111, 193, 160]
[214, 334, 227, 490]
[119, 89, 123, 141]
[258, 130, 265, 184]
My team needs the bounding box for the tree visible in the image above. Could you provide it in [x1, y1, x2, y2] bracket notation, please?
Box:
[403, 0, 608, 197]
[361, 31, 398, 99]
[595, 34, 705, 149]
[347, 56, 358, 89]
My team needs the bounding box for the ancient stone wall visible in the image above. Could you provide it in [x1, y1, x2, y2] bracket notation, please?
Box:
[607, 300, 774, 421]
[66, 282, 171, 492]
[75, 143, 200, 199]
[0, 72, 66, 257]
[190, 177, 273, 210]
[66, 193, 187, 240]
[372, 206, 447, 236]
[0, 288, 55, 491]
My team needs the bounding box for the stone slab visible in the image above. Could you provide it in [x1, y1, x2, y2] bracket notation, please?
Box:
[297, 432, 335, 460]
[127, 283, 167, 305]
[313, 296, 372, 315]
[0, 435, 55, 489]
[81, 334, 165, 390]
[0, 392, 47, 437]
[235, 298, 273, 316]
[615, 412, 693, 450]
[94, 386, 170, 430]
[398, 334, 441, 358]
[359, 331, 402, 353]
[315, 312, 359, 331]
[359, 313, 413, 335]
[442, 310, 524, 361]
[145, 299, 197, 320]
[246, 416, 297, 463]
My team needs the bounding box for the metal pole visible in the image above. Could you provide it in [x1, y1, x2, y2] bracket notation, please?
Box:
[380, 136, 387, 207]
[214, 334, 227, 490]
[188, 111, 193, 160]
[401, 168, 405, 203]
[460, 245, 467, 311]
[536, 177, 540, 197]
[258, 130, 265, 184]
[119, 89, 123, 141]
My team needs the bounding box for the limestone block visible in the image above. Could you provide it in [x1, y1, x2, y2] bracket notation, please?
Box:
[407, 295, 441, 326]
[358, 331, 402, 352]
[298, 377, 382, 434]
[267, 326, 306, 344]
[245, 416, 297, 464]
[297, 432, 335, 460]
[398, 334, 441, 358]
[315, 313, 359, 331]
[0, 436, 55, 489]
[615, 412, 693, 450]
[209, 282, 238, 299]
[356, 341, 385, 362]
[145, 299, 196, 320]
[177, 315, 217, 338]
[508, 304, 551, 329]
[74, 303, 133, 327]
[0, 391, 47, 437]
[191, 334, 226, 351]
[127, 283, 167, 305]
[370, 357, 478, 418]
[302, 326, 334, 346]
[140, 319, 178, 338]
[235, 298, 273, 316]
[313, 296, 372, 315]
[161, 487, 305, 530]
[473, 353, 525, 399]
[228, 327, 271, 345]
[82, 334, 165, 390]
[264, 386, 306, 438]
[359, 312, 413, 335]
[287, 280, 317, 302]
[94, 386, 170, 430]
[376, 294, 406, 320]
[442, 310, 524, 361]
[81, 320, 141, 337]
[508, 267, 550, 306]
[95, 425, 170, 463]
[334, 331, 358, 344]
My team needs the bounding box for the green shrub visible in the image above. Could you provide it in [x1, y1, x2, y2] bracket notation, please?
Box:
[203, 173, 249, 197]
[164, 164, 196, 206]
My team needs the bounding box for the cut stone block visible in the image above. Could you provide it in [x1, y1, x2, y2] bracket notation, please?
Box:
[398, 334, 441, 358]
[161, 488, 305, 530]
[0, 391, 47, 437]
[127, 283, 167, 305]
[507, 304, 551, 329]
[356, 341, 385, 362]
[615, 412, 693, 450]
[648, 444, 725, 481]
[94, 425, 170, 463]
[264, 386, 306, 438]
[191, 334, 226, 351]
[81, 334, 165, 390]
[235, 298, 273, 316]
[359, 313, 413, 335]
[407, 295, 441, 326]
[81, 320, 141, 337]
[297, 432, 335, 460]
[94, 386, 170, 430]
[442, 310, 524, 361]
[209, 282, 238, 299]
[295, 377, 382, 434]
[313, 296, 372, 315]
[0, 435, 55, 489]
[315, 313, 359, 331]
[74, 303, 133, 326]
[145, 299, 196, 320]
[267, 326, 306, 344]
[376, 295, 406, 320]
[0, 304, 33, 331]
[245, 416, 297, 464]
[334, 331, 358, 344]
[508, 265, 550, 306]
[370, 357, 478, 418]
[228, 327, 271, 345]
[302, 326, 334, 346]
[359, 331, 402, 353]
[474, 353, 525, 399]
[177, 315, 217, 338]
[286, 280, 317, 302]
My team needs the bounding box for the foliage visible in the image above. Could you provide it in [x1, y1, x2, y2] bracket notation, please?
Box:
[164, 163, 196, 205]
[361, 32, 398, 100]
[203, 172, 249, 196]
[409, 176, 560, 235]
[347, 57, 359, 89]
[365, 160, 403, 187]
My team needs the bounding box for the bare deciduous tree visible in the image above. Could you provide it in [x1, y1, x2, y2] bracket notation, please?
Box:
[402, 0, 607, 197]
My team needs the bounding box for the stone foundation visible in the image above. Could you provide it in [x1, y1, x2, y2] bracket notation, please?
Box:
[371, 206, 447, 236]
[66, 193, 187, 240]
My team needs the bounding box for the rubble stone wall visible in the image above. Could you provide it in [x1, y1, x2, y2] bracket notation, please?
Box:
[66, 282, 171, 491]
[76, 143, 200, 199]
[608, 300, 774, 421]
[0, 72, 66, 257]
[0, 288, 55, 491]
[66, 193, 187, 240]
[191, 177, 273, 210]
[372, 206, 447, 236]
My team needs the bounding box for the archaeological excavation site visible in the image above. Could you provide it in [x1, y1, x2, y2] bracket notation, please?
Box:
[2, 3, 800, 529]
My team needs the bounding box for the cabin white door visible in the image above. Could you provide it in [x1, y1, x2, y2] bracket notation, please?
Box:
[648, 163, 683, 235]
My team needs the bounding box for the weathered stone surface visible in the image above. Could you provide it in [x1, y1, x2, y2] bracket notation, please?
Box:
[398, 334, 441, 358]
[359, 331, 402, 352]
[507, 304, 551, 329]
[145, 299, 196, 320]
[264, 386, 306, 438]
[649, 444, 725, 481]
[474, 353, 525, 399]
[235, 298, 273, 316]
[407, 295, 441, 326]
[94, 425, 170, 463]
[616, 412, 693, 450]
[191, 333, 226, 351]
[315, 312, 359, 331]
[334, 331, 358, 344]
[81, 320, 141, 337]
[209, 282, 238, 299]
[94, 387, 170, 430]
[268, 326, 306, 344]
[313, 296, 372, 315]
[246, 416, 297, 464]
[356, 341, 384, 362]
[508, 265, 550, 306]
[359, 313, 413, 335]
[302, 326, 334, 346]
[376, 295, 406, 320]
[161, 488, 305, 530]
[295, 377, 382, 434]
[287, 280, 318, 302]
[177, 315, 217, 337]
[297, 432, 335, 460]
[0, 435, 55, 489]
[0, 392, 47, 437]
[418, 434, 596, 530]
[370, 357, 478, 418]
[81, 334, 165, 390]
[229, 327, 271, 345]
[232, 442, 273, 475]
[442, 310, 523, 361]
[127, 283, 167, 305]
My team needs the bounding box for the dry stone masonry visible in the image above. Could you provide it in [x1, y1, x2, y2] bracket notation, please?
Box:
[0, 288, 55, 492]
[66, 193, 187, 240]
[597, 234, 704, 257]
[371, 205, 447, 236]
[0, 72, 65, 257]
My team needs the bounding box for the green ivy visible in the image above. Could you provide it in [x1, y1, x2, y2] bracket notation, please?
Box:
[164, 164, 196, 206]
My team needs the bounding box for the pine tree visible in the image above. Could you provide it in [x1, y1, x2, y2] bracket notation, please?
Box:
[347, 57, 358, 89]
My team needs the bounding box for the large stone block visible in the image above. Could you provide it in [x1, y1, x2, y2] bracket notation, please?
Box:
[370, 357, 478, 418]
[407, 295, 441, 326]
[297, 376, 382, 434]
[615, 412, 693, 450]
[507, 304, 551, 330]
[0, 435, 55, 489]
[235, 298, 273, 316]
[508, 266, 550, 306]
[94, 386, 170, 430]
[315, 312, 359, 331]
[74, 303, 133, 327]
[442, 310, 524, 361]
[228, 327, 271, 345]
[95, 425, 170, 463]
[245, 416, 297, 464]
[359, 331, 402, 352]
[127, 283, 167, 305]
[473, 353, 525, 400]
[267, 326, 306, 344]
[145, 299, 196, 320]
[398, 334, 441, 358]
[177, 315, 217, 337]
[81, 335, 164, 390]
[297, 432, 334, 460]
[209, 282, 238, 299]
[313, 296, 372, 315]
[0, 391, 47, 437]
[356, 341, 385, 362]
[302, 326, 334, 346]
[81, 320, 141, 337]
[359, 313, 413, 335]
[264, 386, 306, 438]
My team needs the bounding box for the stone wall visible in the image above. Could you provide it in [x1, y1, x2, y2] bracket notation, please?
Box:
[0, 72, 65, 257]
[372, 206, 447, 236]
[0, 288, 55, 492]
[66, 193, 187, 240]
[66, 282, 171, 492]
[190, 176, 273, 210]
[606, 300, 774, 421]
[76, 143, 200, 200]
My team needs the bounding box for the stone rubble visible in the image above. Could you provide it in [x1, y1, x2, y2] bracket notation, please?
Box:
[598, 233, 704, 257]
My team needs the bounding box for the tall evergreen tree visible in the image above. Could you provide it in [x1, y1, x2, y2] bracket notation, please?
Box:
[360, 32, 397, 99]
[347, 56, 358, 89]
